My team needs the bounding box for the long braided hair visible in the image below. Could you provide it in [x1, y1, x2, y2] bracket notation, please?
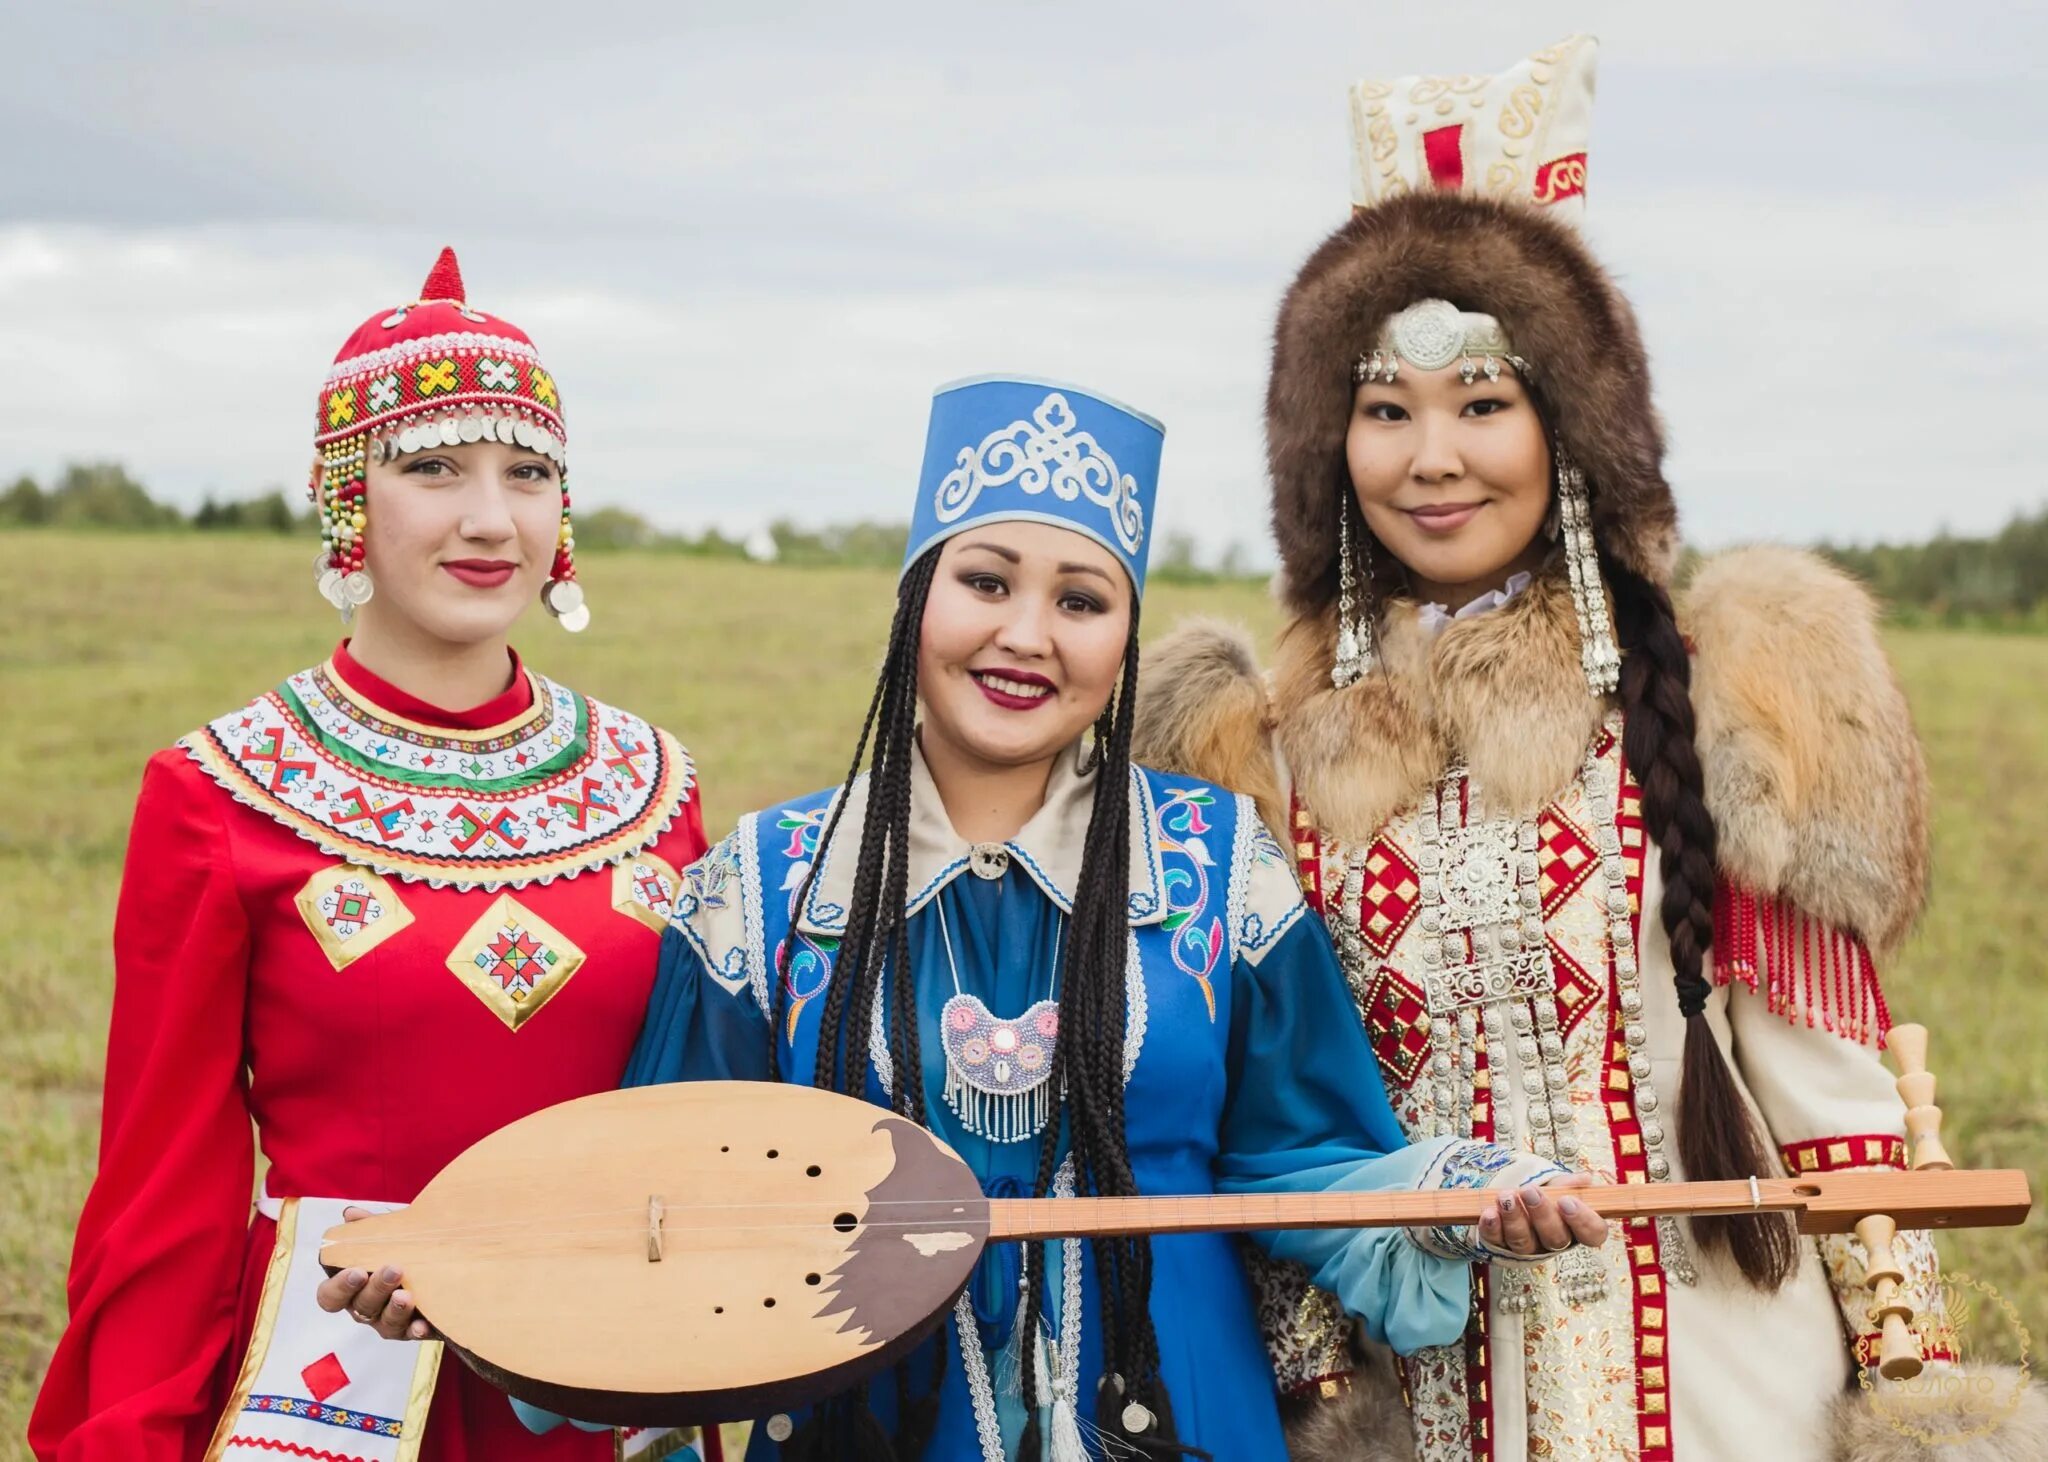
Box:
[773, 544, 1190, 1458]
[1604, 556, 1798, 1290]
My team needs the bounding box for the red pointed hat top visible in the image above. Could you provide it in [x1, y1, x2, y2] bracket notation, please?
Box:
[315, 246, 564, 449]
[419, 245, 466, 303]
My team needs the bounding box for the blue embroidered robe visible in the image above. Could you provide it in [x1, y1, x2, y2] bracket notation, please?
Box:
[620, 751, 1505, 1460]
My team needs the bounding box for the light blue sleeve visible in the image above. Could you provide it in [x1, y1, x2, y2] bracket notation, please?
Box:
[1211, 916, 1481, 1357]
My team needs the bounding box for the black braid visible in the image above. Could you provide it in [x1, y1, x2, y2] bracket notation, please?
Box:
[770, 549, 940, 1461]
[1608, 559, 1798, 1291]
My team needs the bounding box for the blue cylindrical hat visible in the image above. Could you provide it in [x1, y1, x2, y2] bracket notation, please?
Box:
[904, 375, 1165, 592]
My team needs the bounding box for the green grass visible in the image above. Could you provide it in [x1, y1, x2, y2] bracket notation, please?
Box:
[3, 532, 2043, 1451]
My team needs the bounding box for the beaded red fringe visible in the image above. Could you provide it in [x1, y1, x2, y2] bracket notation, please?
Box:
[1711, 883, 1891, 1047]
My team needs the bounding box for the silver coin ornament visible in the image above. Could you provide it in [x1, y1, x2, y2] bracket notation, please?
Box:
[1121, 1402, 1154, 1434]
[458, 413, 485, 443]
[341, 570, 376, 607]
[438, 417, 462, 447]
[557, 603, 591, 634]
[317, 567, 345, 607]
[544, 579, 586, 616]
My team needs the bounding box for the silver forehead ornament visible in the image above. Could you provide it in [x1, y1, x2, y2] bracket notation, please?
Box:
[1355, 298, 1533, 387]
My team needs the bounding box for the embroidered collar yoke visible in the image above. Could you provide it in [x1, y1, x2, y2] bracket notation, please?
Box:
[180, 645, 695, 888]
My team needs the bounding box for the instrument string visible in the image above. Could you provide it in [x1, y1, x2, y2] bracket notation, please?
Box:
[316, 1181, 1803, 1249]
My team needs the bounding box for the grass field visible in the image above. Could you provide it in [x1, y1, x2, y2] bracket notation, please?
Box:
[4, 531, 2044, 1451]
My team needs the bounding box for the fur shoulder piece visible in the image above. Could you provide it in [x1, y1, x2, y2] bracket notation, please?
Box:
[1683, 545, 1930, 955]
[1131, 618, 1286, 835]
[1827, 1366, 2048, 1460]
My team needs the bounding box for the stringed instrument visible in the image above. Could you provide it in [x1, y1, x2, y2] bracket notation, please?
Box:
[323, 1072, 2031, 1428]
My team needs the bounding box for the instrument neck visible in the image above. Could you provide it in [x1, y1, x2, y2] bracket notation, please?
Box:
[986, 1179, 1805, 1242]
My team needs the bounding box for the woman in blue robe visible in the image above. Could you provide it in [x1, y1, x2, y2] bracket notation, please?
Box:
[597, 377, 1607, 1461]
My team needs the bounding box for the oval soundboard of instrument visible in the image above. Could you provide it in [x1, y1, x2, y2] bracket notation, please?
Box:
[321, 1078, 2031, 1428]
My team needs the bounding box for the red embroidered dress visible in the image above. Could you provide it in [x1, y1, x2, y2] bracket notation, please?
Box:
[32, 644, 705, 1462]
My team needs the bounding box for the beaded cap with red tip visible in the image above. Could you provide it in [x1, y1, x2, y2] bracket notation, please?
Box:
[310, 246, 587, 630]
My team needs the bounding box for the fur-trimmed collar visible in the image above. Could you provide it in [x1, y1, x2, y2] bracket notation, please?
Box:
[1272, 565, 1605, 842]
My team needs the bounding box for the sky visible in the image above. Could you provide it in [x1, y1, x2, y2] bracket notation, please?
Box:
[3, 0, 2043, 563]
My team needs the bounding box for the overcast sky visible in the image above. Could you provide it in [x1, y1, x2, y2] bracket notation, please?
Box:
[4, 1, 2042, 561]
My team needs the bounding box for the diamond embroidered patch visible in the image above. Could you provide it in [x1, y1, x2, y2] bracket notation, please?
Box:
[293, 865, 414, 970]
[445, 894, 587, 1030]
[611, 851, 682, 933]
[1352, 838, 1421, 957]
[1537, 805, 1599, 917]
[301, 1350, 350, 1403]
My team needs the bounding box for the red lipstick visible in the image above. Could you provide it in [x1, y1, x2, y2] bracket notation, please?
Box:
[970, 667, 1056, 712]
[442, 559, 518, 589]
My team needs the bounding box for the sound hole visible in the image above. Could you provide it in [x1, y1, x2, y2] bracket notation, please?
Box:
[766, 1149, 779, 1159]
[719, 1145, 729, 1153]
[807, 1164, 822, 1177]
[832, 1211, 858, 1233]
[763, 1297, 776, 1308]
[805, 1272, 821, 1286]
[713, 1306, 724, 1314]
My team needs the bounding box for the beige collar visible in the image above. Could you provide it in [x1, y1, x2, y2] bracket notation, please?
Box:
[796, 739, 1168, 934]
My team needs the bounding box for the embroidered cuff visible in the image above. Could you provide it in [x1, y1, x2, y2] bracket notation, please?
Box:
[1780, 1134, 1907, 1174]
[1408, 1141, 1568, 1262]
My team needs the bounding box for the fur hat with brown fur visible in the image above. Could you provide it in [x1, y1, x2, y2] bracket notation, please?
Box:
[1267, 190, 1677, 614]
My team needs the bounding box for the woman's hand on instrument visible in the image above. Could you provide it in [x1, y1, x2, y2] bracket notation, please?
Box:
[1477, 1173, 1609, 1256]
[314, 1205, 436, 1341]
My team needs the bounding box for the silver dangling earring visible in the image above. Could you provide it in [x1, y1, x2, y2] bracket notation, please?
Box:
[542, 578, 590, 633]
[1556, 451, 1620, 695]
[1331, 495, 1377, 688]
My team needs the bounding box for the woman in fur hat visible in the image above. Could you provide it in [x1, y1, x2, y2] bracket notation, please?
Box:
[1134, 38, 2041, 1462]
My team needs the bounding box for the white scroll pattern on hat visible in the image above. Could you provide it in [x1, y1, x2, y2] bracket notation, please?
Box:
[933, 391, 1145, 555]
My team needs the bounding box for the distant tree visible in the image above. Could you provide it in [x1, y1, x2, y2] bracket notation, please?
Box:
[573, 505, 661, 551]
[0, 474, 49, 525]
[48, 462, 181, 528]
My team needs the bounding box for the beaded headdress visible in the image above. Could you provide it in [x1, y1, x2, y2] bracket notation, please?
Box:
[905, 375, 1166, 593]
[310, 247, 587, 630]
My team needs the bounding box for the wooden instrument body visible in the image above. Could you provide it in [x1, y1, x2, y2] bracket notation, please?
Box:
[323, 1081, 2031, 1428]
[325, 1083, 989, 1426]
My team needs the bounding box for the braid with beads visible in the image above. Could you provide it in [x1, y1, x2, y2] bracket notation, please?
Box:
[1607, 557, 1798, 1290]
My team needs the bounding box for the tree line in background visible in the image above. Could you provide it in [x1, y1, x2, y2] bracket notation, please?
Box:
[5, 462, 2046, 623]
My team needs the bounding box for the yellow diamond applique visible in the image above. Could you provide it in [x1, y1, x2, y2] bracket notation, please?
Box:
[446, 894, 586, 1031]
[294, 864, 414, 971]
[611, 851, 682, 933]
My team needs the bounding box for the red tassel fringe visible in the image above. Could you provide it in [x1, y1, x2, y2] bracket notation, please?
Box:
[1712, 882, 1891, 1047]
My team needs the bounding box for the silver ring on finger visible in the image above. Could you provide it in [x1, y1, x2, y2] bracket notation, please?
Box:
[1543, 1236, 1574, 1252]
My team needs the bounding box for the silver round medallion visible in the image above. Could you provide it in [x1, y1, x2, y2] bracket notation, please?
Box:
[437, 417, 462, 447]
[341, 570, 375, 607]
[969, 843, 1010, 880]
[458, 413, 485, 443]
[1388, 299, 1467, 372]
[764, 1414, 794, 1443]
[1121, 1402, 1154, 1434]
[557, 603, 591, 634]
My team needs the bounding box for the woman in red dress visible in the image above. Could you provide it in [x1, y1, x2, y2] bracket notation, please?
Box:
[31, 249, 709, 1462]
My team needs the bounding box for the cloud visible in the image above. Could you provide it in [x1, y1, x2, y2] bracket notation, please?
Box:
[4, 0, 2043, 559]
